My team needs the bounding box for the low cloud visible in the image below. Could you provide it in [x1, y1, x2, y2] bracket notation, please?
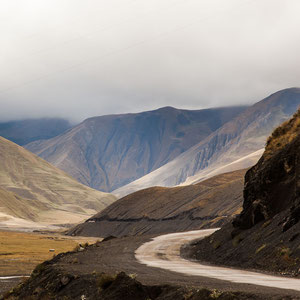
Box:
[1, 0, 300, 121]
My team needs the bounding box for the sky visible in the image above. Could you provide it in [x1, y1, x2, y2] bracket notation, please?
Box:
[1, 0, 300, 122]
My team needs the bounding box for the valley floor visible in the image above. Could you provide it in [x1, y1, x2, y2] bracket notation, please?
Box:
[5, 233, 300, 299]
[0, 230, 99, 295]
[2, 229, 300, 298]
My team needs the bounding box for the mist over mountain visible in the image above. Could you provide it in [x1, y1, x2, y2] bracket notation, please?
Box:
[115, 88, 300, 197]
[25, 106, 246, 192]
[0, 118, 72, 146]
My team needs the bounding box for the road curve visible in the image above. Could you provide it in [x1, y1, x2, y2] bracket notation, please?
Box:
[135, 229, 300, 292]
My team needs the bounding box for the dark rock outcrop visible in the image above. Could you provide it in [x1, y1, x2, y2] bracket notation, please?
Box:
[183, 108, 300, 276]
[233, 109, 300, 231]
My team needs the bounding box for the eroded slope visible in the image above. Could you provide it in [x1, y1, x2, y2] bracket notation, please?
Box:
[68, 169, 246, 237]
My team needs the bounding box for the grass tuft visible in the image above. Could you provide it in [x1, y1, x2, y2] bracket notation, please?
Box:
[255, 244, 267, 254]
[97, 273, 116, 290]
[264, 108, 300, 159]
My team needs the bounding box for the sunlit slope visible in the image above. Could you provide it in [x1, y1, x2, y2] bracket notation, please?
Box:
[0, 136, 116, 227]
[26, 106, 246, 192]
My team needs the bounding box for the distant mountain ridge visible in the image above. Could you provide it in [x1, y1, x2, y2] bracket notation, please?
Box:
[115, 88, 300, 197]
[0, 118, 72, 145]
[0, 136, 116, 230]
[25, 106, 246, 192]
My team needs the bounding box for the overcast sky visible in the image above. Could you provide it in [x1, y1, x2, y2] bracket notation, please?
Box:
[1, 0, 300, 122]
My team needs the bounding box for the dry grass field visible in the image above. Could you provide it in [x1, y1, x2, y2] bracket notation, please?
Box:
[0, 230, 99, 276]
[265, 108, 300, 158]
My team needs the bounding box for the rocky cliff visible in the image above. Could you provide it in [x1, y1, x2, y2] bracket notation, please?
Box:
[233, 108, 300, 231]
[184, 107, 300, 276]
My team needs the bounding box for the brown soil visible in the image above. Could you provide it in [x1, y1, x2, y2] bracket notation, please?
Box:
[68, 169, 246, 237]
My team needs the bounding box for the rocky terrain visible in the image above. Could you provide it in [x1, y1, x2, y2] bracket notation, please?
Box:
[4, 237, 295, 300]
[3, 268, 263, 300]
[183, 108, 300, 276]
[0, 118, 71, 146]
[115, 88, 300, 197]
[25, 106, 246, 192]
[68, 169, 246, 237]
[0, 136, 116, 229]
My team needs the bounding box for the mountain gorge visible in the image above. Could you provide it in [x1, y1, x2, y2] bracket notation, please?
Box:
[184, 107, 300, 276]
[115, 88, 300, 197]
[0, 136, 116, 230]
[25, 106, 246, 192]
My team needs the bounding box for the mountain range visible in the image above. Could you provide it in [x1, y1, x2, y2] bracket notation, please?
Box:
[25, 106, 246, 192]
[115, 88, 300, 197]
[1, 88, 300, 232]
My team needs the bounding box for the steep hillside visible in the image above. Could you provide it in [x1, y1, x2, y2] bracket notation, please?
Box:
[115, 88, 300, 197]
[183, 108, 300, 276]
[67, 169, 246, 237]
[0, 118, 71, 145]
[25, 106, 246, 192]
[0, 137, 116, 229]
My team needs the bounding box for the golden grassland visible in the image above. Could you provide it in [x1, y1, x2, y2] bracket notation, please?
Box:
[0, 230, 100, 276]
[265, 108, 300, 158]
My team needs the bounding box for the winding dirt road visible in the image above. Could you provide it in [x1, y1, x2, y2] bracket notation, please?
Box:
[3, 230, 300, 298]
[135, 229, 300, 292]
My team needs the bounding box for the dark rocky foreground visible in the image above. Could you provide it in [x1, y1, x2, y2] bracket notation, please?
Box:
[182, 213, 300, 277]
[2, 266, 265, 300]
[183, 109, 300, 277]
[2, 236, 300, 299]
